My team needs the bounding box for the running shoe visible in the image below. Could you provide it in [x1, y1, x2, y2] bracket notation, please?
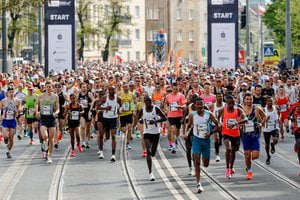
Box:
[86, 144, 91, 149]
[47, 156, 53, 164]
[271, 143, 275, 154]
[215, 155, 221, 162]
[110, 155, 116, 162]
[77, 144, 83, 153]
[197, 183, 204, 193]
[266, 156, 271, 165]
[188, 167, 193, 176]
[149, 173, 155, 181]
[246, 171, 253, 180]
[6, 152, 12, 159]
[81, 142, 86, 148]
[136, 133, 141, 139]
[168, 145, 173, 151]
[54, 143, 59, 149]
[142, 151, 147, 157]
[97, 150, 101, 155]
[225, 169, 230, 178]
[126, 144, 132, 150]
[42, 152, 47, 159]
[17, 135, 22, 140]
[99, 151, 104, 159]
[70, 150, 75, 157]
[29, 140, 34, 145]
[171, 146, 177, 154]
[57, 133, 63, 141]
[281, 134, 284, 140]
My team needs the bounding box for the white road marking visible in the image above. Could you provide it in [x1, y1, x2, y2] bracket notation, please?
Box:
[152, 157, 185, 200]
[0, 147, 39, 200]
[157, 145, 199, 200]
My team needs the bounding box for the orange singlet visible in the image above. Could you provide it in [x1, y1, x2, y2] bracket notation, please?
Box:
[222, 107, 240, 137]
[152, 90, 164, 107]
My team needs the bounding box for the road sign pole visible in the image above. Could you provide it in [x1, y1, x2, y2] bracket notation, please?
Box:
[38, 0, 43, 64]
[286, 0, 292, 68]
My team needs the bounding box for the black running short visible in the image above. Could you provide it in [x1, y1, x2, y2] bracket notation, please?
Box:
[223, 135, 240, 151]
[103, 118, 118, 131]
[168, 117, 182, 130]
[120, 114, 133, 127]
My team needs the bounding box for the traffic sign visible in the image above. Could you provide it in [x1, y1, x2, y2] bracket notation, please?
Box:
[264, 47, 274, 57]
[239, 50, 245, 64]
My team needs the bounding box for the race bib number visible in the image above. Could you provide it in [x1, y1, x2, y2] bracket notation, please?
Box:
[280, 105, 287, 112]
[71, 111, 80, 120]
[267, 121, 276, 129]
[154, 100, 161, 107]
[245, 121, 255, 133]
[297, 118, 300, 128]
[80, 99, 88, 108]
[197, 124, 208, 138]
[28, 108, 35, 116]
[205, 102, 213, 106]
[41, 105, 52, 115]
[122, 102, 130, 112]
[170, 102, 178, 111]
[227, 119, 238, 129]
[106, 105, 116, 117]
[145, 119, 157, 129]
[6, 110, 14, 120]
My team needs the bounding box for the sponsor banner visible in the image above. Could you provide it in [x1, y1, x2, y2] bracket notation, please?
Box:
[45, 0, 76, 75]
[239, 50, 245, 64]
[208, 0, 238, 69]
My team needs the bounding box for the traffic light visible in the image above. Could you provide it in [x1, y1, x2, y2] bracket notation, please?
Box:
[241, 6, 246, 29]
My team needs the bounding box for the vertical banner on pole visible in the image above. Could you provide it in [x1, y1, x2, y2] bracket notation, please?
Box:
[44, 0, 76, 76]
[208, 0, 239, 70]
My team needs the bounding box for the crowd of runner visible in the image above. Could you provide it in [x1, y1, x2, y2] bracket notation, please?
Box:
[0, 62, 299, 193]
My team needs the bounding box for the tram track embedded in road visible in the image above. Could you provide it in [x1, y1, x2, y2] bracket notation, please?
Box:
[121, 135, 145, 200]
[177, 137, 239, 200]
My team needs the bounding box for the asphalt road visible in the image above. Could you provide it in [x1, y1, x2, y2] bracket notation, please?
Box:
[0, 130, 300, 200]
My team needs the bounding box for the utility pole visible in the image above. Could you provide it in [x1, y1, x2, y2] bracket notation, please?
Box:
[246, 0, 251, 65]
[259, 0, 264, 63]
[38, 0, 42, 64]
[286, 0, 292, 68]
[2, 0, 7, 73]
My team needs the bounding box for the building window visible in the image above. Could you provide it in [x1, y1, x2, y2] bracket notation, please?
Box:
[135, 29, 140, 40]
[177, 30, 183, 41]
[189, 51, 195, 61]
[189, 9, 194, 20]
[147, 30, 155, 41]
[135, 6, 140, 17]
[127, 52, 131, 62]
[189, 30, 194, 41]
[177, 9, 182, 20]
[136, 51, 140, 61]
[146, 9, 159, 20]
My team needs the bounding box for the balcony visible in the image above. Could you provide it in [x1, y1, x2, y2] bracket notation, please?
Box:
[112, 39, 132, 47]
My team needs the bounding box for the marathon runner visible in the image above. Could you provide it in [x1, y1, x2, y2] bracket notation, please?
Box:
[135, 96, 167, 181]
[64, 94, 83, 157]
[185, 97, 220, 193]
[0, 87, 21, 158]
[289, 102, 300, 176]
[164, 83, 187, 153]
[35, 81, 60, 164]
[15, 83, 26, 140]
[101, 86, 121, 162]
[218, 95, 247, 179]
[263, 96, 279, 165]
[276, 85, 290, 139]
[242, 93, 267, 180]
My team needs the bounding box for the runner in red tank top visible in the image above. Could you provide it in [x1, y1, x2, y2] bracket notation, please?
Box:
[276, 86, 290, 139]
[218, 95, 247, 179]
[289, 103, 300, 176]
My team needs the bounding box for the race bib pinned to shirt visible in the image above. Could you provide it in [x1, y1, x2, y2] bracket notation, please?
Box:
[227, 118, 238, 129]
[280, 105, 287, 112]
[245, 121, 255, 133]
[197, 124, 208, 138]
[154, 100, 161, 107]
[28, 108, 35, 116]
[71, 111, 80, 120]
[297, 117, 300, 128]
[5, 110, 15, 120]
[170, 102, 178, 111]
[80, 99, 88, 108]
[122, 102, 130, 112]
[41, 105, 52, 115]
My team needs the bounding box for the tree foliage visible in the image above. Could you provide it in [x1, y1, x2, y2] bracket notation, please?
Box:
[263, 0, 300, 54]
[76, 0, 99, 61]
[102, 0, 132, 62]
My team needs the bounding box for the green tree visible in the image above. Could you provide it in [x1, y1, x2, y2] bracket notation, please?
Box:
[76, 0, 99, 61]
[263, 0, 300, 54]
[101, 0, 131, 62]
